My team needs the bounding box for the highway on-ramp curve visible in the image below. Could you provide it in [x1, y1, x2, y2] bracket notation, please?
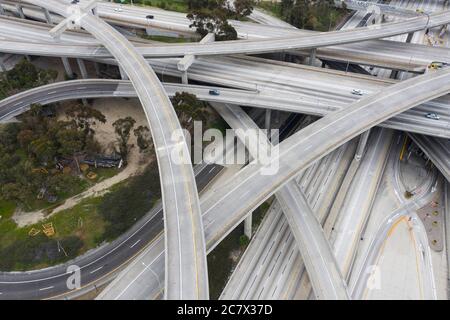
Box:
[0, 79, 447, 139]
[200, 67, 450, 255]
[19, 0, 208, 299]
[100, 67, 450, 300]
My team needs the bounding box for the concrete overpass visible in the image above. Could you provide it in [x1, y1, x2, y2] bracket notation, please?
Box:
[0, 79, 448, 139]
[21, 0, 207, 299]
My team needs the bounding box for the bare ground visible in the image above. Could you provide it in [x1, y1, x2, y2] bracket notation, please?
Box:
[13, 97, 153, 227]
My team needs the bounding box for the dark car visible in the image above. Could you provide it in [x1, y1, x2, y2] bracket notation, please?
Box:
[209, 89, 220, 96]
[71, 0, 79, 4]
[146, 15, 154, 19]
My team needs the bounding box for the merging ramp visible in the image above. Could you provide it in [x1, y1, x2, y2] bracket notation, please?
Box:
[200, 68, 450, 255]
[0, 79, 448, 139]
[19, 0, 207, 299]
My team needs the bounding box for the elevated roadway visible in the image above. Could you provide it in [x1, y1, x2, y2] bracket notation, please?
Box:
[6, 1, 450, 57]
[100, 63, 450, 300]
[1, 15, 449, 72]
[21, 0, 207, 299]
[200, 67, 450, 257]
[0, 79, 448, 139]
[212, 103, 349, 299]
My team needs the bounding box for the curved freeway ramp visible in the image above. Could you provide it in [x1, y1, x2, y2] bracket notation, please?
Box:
[96, 68, 450, 300]
[20, 0, 207, 299]
[200, 67, 450, 254]
[212, 103, 349, 299]
[5, 2, 450, 57]
[0, 79, 447, 140]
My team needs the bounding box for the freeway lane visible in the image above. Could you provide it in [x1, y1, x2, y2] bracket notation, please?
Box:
[0, 79, 448, 139]
[21, 0, 208, 299]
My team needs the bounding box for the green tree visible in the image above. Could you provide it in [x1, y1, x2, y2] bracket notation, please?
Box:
[133, 125, 153, 153]
[233, 0, 255, 18]
[171, 91, 207, 124]
[29, 135, 58, 163]
[65, 104, 106, 136]
[0, 59, 57, 100]
[113, 117, 136, 162]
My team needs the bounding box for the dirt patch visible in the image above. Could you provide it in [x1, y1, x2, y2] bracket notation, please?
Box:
[12, 97, 153, 227]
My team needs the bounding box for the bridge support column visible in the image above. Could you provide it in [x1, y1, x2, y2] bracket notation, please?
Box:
[181, 71, 188, 84]
[265, 109, 271, 139]
[77, 59, 89, 105]
[16, 4, 25, 19]
[177, 33, 214, 84]
[119, 66, 129, 80]
[61, 57, 74, 78]
[406, 32, 414, 43]
[355, 129, 370, 161]
[43, 8, 52, 24]
[77, 59, 89, 79]
[244, 213, 252, 239]
[309, 48, 316, 66]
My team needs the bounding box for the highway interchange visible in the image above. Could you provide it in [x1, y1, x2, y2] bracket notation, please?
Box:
[0, 0, 449, 300]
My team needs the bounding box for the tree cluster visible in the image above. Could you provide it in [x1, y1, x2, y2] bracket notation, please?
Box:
[186, 0, 254, 40]
[0, 104, 105, 207]
[113, 116, 136, 162]
[0, 59, 58, 100]
[171, 91, 208, 125]
[279, 0, 344, 31]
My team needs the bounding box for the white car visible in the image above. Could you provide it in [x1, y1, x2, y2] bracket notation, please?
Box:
[114, 8, 123, 12]
[351, 89, 363, 96]
[425, 113, 440, 120]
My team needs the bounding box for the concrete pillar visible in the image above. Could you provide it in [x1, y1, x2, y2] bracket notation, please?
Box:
[181, 71, 188, 84]
[0, 60, 6, 72]
[390, 70, 399, 79]
[77, 58, 89, 79]
[16, 4, 25, 19]
[406, 32, 414, 43]
[0, 3, 5, 15]
[94, 61, 101, 77]
[61, 57, 74, 78]
[43, 8, 52, 24]
[265, 109, 271, 139]
[118, 66, 129, 80]
[76, 59, 89, 105]
[355, 129, 370, 161]
[244, 213, 252, 239]
[309, 48, 317, 66]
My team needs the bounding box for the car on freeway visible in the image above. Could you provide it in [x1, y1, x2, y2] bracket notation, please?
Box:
[428, 62, 443, 69]
[351, 89, 363, 96]
[209, 89, 220, 96]
[425, 112, 440, 120]
[114, 7, 123, 12]
[71, 0, 79, 3]
[146, 15, 154, 19]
